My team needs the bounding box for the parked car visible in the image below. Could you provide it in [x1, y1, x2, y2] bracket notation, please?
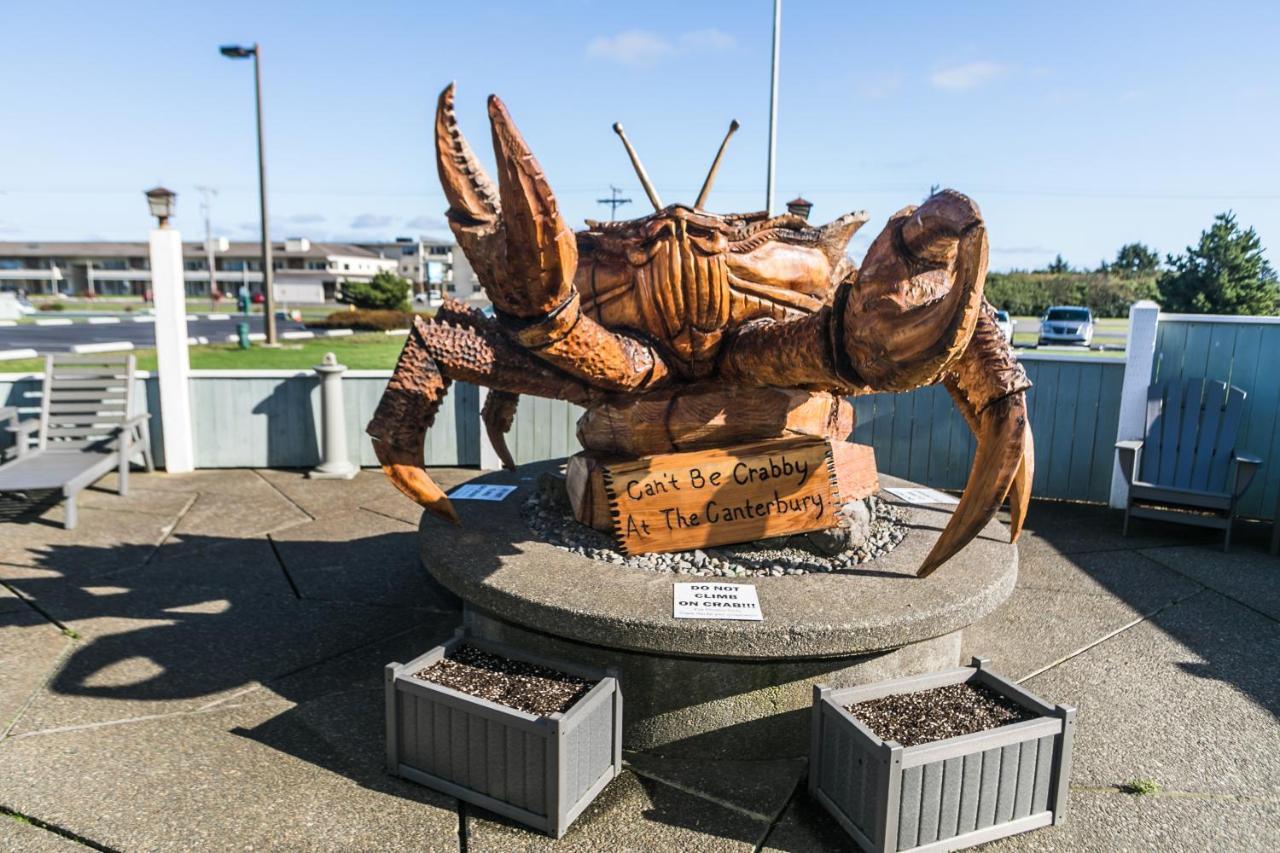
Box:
[251, 291, 265, 305]
[1039, 305, 1094, 346]
[994, 309, 1014, 342]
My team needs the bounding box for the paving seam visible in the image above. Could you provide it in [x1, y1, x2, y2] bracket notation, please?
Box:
[0, 635, 75, 742]
[358, 504, 420, 527]
[251, 470, 317, 521]
[623, 762, 778, 823]
[1, 694, 288, 741]
[0, 806, 117, 852]
[0, 580, 74, 634]
[751, 776, 805, 853]
[1136, 549, 1280, 626]
[1016, 587, 1210, 684]
[265, 535, 303, 598]
[138, 492, 199, 566]
[262, 622, 431, 685]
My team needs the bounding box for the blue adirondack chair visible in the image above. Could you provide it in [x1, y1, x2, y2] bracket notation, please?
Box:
[1115, 377, 1262, 550]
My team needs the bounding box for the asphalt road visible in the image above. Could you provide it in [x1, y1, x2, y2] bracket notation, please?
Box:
[0, 314, 309, 353]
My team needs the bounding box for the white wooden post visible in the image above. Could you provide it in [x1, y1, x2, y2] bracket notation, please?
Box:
[1109, 300, 1160, 508]
[149, 226, 195, 472]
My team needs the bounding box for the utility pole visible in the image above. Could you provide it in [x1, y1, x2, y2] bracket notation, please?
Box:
[765, 0, 782, 214]
[196, 185, 219, 305]
[596, 185, 633, 221]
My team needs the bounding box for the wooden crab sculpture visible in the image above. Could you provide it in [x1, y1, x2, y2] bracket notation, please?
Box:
[367, 84, 1034, 576]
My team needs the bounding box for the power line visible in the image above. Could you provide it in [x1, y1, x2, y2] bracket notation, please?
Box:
[595, 185, 632, 220]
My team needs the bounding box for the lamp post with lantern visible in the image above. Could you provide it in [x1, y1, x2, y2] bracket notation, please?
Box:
[219, 42, 277, 344]
[144, 185, 195, 472]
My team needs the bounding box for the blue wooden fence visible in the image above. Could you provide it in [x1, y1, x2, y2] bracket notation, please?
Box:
[1153, 315, 1280, 519]
[5, 316, 1276, 520]
[851, 355, 1126, 504]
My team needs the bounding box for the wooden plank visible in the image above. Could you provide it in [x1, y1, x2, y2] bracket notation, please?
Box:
[1180, 322, 1214, 382]
[601, 437, 841, 554]
[1088, 365, 1125, 501]
[1066, 364, 1102, 500]
[1156, 380, 1182, 487]
[907, 387, 932, 485]
[1208, 387, 1246, 493]
[1189, 381, 1226, 491]
[1047, 362, 1079, 498]
[1172, 378, 1204, 489]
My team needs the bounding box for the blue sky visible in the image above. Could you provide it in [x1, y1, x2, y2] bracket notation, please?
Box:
[2, 0, 1278, 272]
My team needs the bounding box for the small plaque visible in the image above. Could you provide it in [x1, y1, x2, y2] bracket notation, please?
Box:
[673, 583, 763, 621]
[602, 437, 840, 555]
[449, 483, 518, 501]
[886, 486, 959, 506]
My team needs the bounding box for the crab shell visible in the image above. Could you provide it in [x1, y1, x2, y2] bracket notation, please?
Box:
[576, 206, 866, 378]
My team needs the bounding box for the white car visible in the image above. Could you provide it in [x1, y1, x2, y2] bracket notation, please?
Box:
[1038, 306, 1094, 347]
[993, 310, 1013, 342]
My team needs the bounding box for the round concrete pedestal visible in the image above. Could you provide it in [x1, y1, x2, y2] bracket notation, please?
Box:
[419, 461, 1017, 759]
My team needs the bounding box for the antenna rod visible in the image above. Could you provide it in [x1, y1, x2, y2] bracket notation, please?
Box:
[694, 119, 740, 210]
[612, 123, 663, 211]
[765, 0, 782, 213]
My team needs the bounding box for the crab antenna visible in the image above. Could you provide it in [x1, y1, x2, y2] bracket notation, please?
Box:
[694, 119, 740, 210]
[612, 123, 663, 211]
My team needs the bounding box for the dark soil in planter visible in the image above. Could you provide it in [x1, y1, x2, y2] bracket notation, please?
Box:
[414, 645, 593, 716]
[847, 682, 1036, 748]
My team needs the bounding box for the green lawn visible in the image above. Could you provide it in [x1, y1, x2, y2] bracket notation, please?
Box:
[0, 333, 408, 374]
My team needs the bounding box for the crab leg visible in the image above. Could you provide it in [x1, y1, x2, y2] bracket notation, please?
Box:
[366, 304, 599, 523]
[436, 84, 670, 394]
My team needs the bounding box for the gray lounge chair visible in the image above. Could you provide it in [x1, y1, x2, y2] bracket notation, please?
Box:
[0, 353, 153, 528]
[1116, 377, 1261, 550]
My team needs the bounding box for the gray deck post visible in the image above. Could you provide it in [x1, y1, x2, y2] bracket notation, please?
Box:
[308, 353, 357, 480]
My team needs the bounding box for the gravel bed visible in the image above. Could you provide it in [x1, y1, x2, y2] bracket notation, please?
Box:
[522, 475, 908, 577]
[846, 682, 1036, 747]
[414, 645, 592, 716]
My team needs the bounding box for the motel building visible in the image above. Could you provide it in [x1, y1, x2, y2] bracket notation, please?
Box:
[0, 238, 411, 304]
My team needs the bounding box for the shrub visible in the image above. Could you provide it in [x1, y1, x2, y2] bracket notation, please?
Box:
[37, 302, 65, 311]
[307, 308, 420, 332]
[340, 270, 412, 311]
[984, 271, 1158, 318]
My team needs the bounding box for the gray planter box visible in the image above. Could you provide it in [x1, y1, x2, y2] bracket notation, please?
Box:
[385, 630, 623, 838]
[809, 658, 1075, 853]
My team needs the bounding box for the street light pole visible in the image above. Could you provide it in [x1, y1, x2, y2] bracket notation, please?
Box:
[221, 42, 277, 343]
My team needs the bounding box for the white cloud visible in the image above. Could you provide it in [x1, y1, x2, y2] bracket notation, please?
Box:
[679, 29, 735, 52]
[282, 213, 326, 224]
[350, 213, 394, 229]
[930, 61, 1005, 91]
[587, 28, 735, 67]
[0, 221, 20, 234]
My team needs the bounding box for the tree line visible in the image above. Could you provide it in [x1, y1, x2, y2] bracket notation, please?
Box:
[987, 212, 1277, 318]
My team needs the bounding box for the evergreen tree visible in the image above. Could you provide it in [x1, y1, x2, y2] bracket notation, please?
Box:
[340, 270, 411, 311]
[1111, 242, 1160, 277]
[1044, 254, 1071, 274]
[1158, 213, 1278, 315]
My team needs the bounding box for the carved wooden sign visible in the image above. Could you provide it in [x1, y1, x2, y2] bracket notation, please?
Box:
[601, 438, 841, 555]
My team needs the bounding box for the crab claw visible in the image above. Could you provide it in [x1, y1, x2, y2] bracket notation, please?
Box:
[919, 306, 1033, 577]
[839, 190, 988, 392]
[919, 389, 1029, 577]
[374, 442, 460, 526]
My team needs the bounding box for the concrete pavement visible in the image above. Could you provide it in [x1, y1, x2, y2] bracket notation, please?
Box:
[1, 469, 1277, 850]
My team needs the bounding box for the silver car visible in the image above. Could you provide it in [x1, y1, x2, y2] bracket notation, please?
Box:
[1038, 306, 1094, 346]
